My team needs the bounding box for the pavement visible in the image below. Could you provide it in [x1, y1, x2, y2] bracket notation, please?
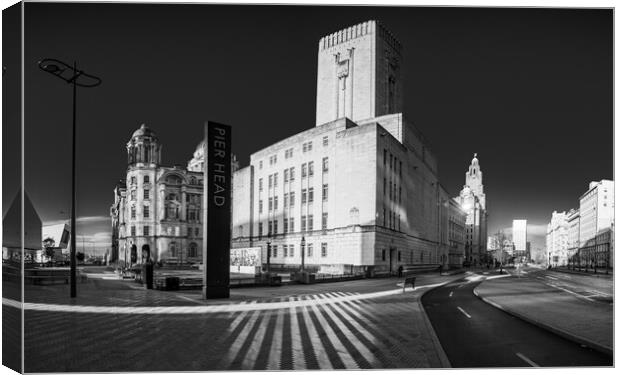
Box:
[2, 272, 463, 372]
[474, 267, 613, 356]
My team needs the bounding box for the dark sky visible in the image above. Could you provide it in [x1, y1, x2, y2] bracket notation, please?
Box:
[3, 3, 613, 251]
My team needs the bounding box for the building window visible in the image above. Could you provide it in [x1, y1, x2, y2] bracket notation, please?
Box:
[258, 222, 263, 236]
[289, 245, 294, 257]
[144, 189, 150, 200]
[188, 243, 198, 258]
[302, 189, 307, 204]
[382, 249, 386, 261]
[284, 218, 289, 233]
[284, 169, 289, 182]
[289, 217, 295, 232]
[131, 176, 136, 185]
[323, 136, 328, 146]
[284, 193, 289, 207]
[290, 167, 295, 181]
[398, 251, 401, 262]
[259, 200, 263, 214]
[308, 188, 314, 203]
[259, 160, 263, 169]
[308, 162, 314, 176]
[268, 175, 273, 188]
[143, 205, 149, 218]
[273, 220, 278, 234]
[195, 227, 199, 237]
[283, 245, 288, 257]
[321, 243, 327, 257]
[268, 221, 273, 235]
[131, 226, 136, 236]
[290, 192, 295, 207]
[323, 184, 328, 201]
[274, 196, 279, 210]
[301, 215, 307, 232]
[322, 157, 328, 172]
[269, 154, 277, 165]
[187, 227, 192, 237]
[384, 149, 387, 166]
[308, 215, 314, 231]
[259, 178, 263, 191]
[131, 206, 136, 219]
[272, 245, 278, 258]
[307, 243, 314, 257]
[303, 142, 313, 153]
[285, 148, 293, 159]
[322, 213, 328, 230]
[131, 190, 137, 200]
[144, 175, 150, 184]
[302, 163, 307, 178]
[269, 198, 273, 211]
[274, 173, 278, 187]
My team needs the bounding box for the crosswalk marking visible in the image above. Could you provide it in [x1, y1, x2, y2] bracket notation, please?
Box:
[309, 296, 360, 369]
[267, 308, 284, 370]
[289, 300, 306, 369]
[300, 305, 332, 369]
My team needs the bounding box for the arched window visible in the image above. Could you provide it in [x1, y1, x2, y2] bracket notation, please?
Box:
[166, 175, 182, 185]
[169, 242, 177, 257]
[188, 242, 198, 258]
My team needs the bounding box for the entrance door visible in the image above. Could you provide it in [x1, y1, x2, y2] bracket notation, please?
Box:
[389, 247, 397, 275]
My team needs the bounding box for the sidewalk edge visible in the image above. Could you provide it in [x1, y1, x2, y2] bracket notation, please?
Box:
[417, 280, 453, 368]
[472, 286, 613, 357]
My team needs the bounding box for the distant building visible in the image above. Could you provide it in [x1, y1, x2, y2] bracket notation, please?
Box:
[453, 154, 488, 265]
[2, 189, 42, 263]
[512, 220, 527, 258]
[566, 208, 580, 260]
[579, 180, 614, 246]
[110, 124, 204, 265]
[231, 21, 456, 274]
[447, 198, 467, 267]
[546, 211, 568, 266]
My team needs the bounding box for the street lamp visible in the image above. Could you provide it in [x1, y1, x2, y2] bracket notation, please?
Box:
[300, 236, 306, 271]
[38, 58, 101, 298]
[266, 237, 271, 274]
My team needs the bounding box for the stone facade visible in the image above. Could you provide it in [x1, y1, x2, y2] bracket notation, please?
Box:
[231, 21, 460, 274]
[579, 179, 614, 247]
[546, 211, 568, 266]
[110, 124, 204, 265]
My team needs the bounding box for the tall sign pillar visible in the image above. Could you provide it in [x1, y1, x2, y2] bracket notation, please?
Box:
[203, 121, 232, 299]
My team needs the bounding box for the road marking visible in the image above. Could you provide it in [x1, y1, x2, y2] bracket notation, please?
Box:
[516, 352, 539, 367]
[457, 306, 471, 319]
[545, 275, 559, 280]
[449, 292, 453, 298]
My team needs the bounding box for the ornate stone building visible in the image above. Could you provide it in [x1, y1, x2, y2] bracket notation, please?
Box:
[110, 124, 204, 265]
[453, 154, 488, 265]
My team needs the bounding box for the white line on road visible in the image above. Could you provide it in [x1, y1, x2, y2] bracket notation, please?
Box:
[545, 275, 559, 280]
[516, 352, 539, 367]
[449, 292, 453, 298]
[457, 306, 471, 319]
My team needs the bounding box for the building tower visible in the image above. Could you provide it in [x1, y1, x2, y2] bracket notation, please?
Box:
[315, 20, 403, 125]
[454, 153, 488, 265]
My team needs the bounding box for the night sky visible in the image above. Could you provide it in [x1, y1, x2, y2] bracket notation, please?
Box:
[2, 3, 613, 252]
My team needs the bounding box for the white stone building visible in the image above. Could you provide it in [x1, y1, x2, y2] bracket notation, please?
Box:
[110, 124, 204, 265]
[579, 180, 614, 246]
[546, 211, 568, 266]
[231, 21, 459, 274]
[453, 154, 488, 265]
[566, 208, 580, 260]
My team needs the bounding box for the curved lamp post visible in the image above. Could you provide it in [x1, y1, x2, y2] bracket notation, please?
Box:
[38, 58, 101, 298]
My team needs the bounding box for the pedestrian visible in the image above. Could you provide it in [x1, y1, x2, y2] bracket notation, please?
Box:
[398, 265, 403, 278]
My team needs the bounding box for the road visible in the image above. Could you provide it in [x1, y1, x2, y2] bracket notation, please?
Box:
[422, 273, 612, 367]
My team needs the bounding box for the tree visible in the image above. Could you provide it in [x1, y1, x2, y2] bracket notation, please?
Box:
[42, 237, 56, 266]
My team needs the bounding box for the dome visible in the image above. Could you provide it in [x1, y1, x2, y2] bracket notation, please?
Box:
[131, 123, 157, 139]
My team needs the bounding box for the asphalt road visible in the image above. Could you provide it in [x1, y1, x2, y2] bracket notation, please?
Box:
[422, 275, 612, 368]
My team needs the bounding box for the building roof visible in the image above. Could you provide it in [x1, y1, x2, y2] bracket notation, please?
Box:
[131, 123, 157, 139]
